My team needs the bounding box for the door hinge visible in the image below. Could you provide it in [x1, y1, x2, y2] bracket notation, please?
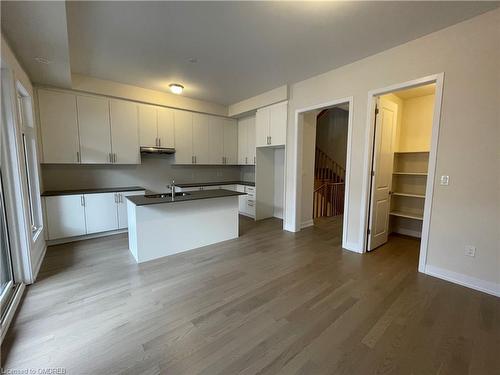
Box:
[375, 106, 379, 115]
[367, 228, 371, 235]
[371, 170, 375, 177]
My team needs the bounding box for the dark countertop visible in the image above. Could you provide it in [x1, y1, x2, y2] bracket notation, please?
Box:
[176, 181, 255, 188]
[41, 186, 145, 197]
[127, 189, 246, 206]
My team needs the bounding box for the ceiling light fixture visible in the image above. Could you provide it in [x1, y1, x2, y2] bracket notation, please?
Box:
[34, 57, 51, 65]
[169, 83, 184, 95]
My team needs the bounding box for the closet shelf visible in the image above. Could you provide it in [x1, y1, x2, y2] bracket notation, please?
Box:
[392, 192, 425, 199]
[394, 151, 430, 154]
[392, 172, 427, 176]
[389, 211, 424, 221]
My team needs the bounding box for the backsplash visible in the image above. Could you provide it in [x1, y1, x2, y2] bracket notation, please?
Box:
[40, 154, 248, 193]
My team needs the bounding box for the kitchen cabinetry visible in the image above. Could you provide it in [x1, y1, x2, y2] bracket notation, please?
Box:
[38, 89, 80, 163]
[192, 113, 210, 164]
[208, 117, 224, 164]
[174, 110, 193, 164]
[139, 104, 175, 148]
[44, 189, 145, 240]
[238, 116, 256, 165]
[77, 95, 111, 164]
[38, 89, 140, 164]
[109, 100, 140, 164]
[45, 195, 86, 239]
[223, 119, 238, 164]
[84, 193, 118, 234]
[256, 101, 287, 147]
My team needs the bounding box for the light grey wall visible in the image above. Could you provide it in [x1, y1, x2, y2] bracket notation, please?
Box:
[315, 108, 349, 169]
[41, 154, 243, 192]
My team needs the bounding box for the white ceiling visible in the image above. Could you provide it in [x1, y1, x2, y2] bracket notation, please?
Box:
[1, 1, 72, 88]
[2, 2, 498, 105]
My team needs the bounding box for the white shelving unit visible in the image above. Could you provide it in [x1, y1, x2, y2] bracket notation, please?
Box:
[389, 151, 429, 237]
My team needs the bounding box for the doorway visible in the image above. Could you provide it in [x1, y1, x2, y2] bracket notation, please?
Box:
[299, 98, 353, 248]
[365, 76, 443, 271]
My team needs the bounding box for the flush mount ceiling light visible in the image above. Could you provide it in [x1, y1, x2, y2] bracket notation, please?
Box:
[169, 83, 184, 95]
[34, 56, 51, 64]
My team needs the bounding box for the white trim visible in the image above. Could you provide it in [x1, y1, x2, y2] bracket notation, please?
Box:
[361, 74, 444, 272]
[301, 219, 314, 229]
[424, 265, 500, 298]
[46, 228, 128, 246]
[290, 96, 354, 251]
[31, 242, 47, 282]
[0, 283, 25, 344]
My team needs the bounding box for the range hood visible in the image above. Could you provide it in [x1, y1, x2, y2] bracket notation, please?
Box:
[140, 146, 175, 154]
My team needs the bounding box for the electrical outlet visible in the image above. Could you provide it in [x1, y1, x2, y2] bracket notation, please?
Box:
[465, 246, 476, 257]
[440, 175, 449, 186]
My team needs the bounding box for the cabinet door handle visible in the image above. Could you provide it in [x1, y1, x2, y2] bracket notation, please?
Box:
[77, 151, 80, 163]
[158, 138, 161, 147]
[113, 153, 117, 163]
[119, 193, 123, 203]
[81, 195, 85, 206]
[114, 193, 118, 203]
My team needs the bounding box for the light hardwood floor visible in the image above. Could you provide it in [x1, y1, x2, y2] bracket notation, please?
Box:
[2, 216, 499, 374]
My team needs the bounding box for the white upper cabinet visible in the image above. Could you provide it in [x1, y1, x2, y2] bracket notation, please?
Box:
[45, 195, 86, 239]
[209, 116, 224, 164]
[223, 119, 238, 165]
[38, 89, 80, 163]
[269, 101, 287, 146]
[139, 105, 175, 148]
[174, 110, 193, 164]
[157, 108, 175, 148]
[138, 104, 158, 147]
[84, 192, 119, 234]
[77, 95, 112, 164]
[238, 116, 256, 165]
[110, 100, 140, 164]
[255, 106, 270, 148]
[192, 113, 210, 164]
[255, 101, 287, 147]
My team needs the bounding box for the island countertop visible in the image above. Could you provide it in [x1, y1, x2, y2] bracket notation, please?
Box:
[126, 189, 246, 206]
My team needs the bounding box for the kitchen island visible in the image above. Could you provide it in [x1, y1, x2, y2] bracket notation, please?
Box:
[126, 189, 245, 263]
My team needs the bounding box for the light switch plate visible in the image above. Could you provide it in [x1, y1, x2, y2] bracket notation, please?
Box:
[465, 245, 476, 257]
[440, 175, 449, 186]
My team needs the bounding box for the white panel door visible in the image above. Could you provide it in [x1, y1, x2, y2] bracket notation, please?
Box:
[223, 119, 238, 165]
[192, 113, 209, 164]
[110, 100, 140, 164]
[255, 107, 270, 147]
[84, 193, 119, 234]
[174, 110, 193, 164]
[77, 95, 111, 164]
[157, 107, 175, 148]
[368, 98, 398, 250]
[208, 116, 224, 164]
[45, 195, 86, 239]
[247, 116, 256, 164]
[269, 101, 287, 146]
[117, 191, 144, 229]
[237, 119, 248, 164]
[138, 104, 158, 147]
[38, 89, 80, 164]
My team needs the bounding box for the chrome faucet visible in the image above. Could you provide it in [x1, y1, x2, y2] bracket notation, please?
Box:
[167, 180, 176, 200]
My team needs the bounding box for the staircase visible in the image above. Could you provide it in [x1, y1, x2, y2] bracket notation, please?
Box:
[313, 147, 345, 218]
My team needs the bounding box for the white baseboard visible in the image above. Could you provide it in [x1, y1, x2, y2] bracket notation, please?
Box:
[424, 264, 500, 297]
[301, 219, 314, 229]
[47, 229, 128, 246]
[1, 283, 25, 344]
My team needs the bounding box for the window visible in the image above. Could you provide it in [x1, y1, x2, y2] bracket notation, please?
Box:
[16, 84, 42, 239]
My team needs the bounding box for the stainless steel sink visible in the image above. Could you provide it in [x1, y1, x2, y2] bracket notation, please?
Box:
[144, 192, 190, 198]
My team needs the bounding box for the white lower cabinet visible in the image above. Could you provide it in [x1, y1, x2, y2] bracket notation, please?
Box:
[117, 191, 144, 229]
[45, 190, 144, 240]
[45, 195, 87, 240]
[84, 193, 119, 234]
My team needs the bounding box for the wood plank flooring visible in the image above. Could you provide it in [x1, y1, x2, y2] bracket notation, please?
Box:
[2, 216, 499, 374]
